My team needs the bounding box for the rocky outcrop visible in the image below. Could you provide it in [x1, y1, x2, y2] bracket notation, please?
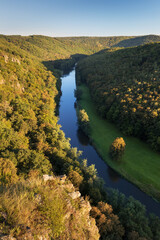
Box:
[11, 57, 20, 65]
[43, 174, 100, 240]
[68, 191, 81, 199]
[2, 54, 20, 65]
[43, 174, 67, 183]
[0, 175, 99, 240]
[43, 174, 55, 181]
[3, 55, 9, 63]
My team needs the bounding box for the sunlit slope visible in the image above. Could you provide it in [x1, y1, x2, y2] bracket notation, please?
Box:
[1, 34, 160, 62]
[0, 34, 130, 60]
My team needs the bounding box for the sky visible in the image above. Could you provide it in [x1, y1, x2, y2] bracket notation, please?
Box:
[0, 0, 160, 37]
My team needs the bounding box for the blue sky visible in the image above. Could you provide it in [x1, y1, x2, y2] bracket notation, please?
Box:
[0, 0, 159, 36]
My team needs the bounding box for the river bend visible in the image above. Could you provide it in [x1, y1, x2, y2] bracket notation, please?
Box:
[59, 68, 160, 217]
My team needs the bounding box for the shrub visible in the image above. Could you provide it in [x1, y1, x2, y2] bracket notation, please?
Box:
[68, 170, 83, 188]
[0, 158, 18, 185]
[78, 109, 90, 134]
[109, 137, 126, 161]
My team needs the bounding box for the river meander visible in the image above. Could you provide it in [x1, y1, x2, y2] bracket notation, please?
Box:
[59, 68, 160, 217]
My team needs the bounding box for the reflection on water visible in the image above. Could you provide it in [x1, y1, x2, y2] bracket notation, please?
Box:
[77, 128, 90, 146]
[59, 68, 160, 217]
[74, 101, 77, 109]
[107, 166, 120, 182]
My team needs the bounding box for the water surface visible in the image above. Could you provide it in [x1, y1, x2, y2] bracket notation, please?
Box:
[59, 68, 160, 216]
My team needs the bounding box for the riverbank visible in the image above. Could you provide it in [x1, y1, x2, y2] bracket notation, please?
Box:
[77, 83, 160, 202]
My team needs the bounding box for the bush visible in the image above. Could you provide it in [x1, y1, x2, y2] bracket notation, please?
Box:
[78, 109, 90, 134]
[0, 158, 18, 185]
[109, 137, 126, 161]
[68, 170, 83, 188]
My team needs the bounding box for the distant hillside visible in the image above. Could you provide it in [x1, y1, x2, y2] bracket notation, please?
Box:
[0, 35, 131, 61]
[1, 34, 160, 62]
[114, 35, 160, 48]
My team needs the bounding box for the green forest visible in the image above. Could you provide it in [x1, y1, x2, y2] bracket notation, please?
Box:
[0, 34, 160, 239]
[76, 42, 160, 199]
[77, 43, 160, 149]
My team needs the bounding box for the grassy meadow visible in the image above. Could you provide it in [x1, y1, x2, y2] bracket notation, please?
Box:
[78, 84, 160, 201]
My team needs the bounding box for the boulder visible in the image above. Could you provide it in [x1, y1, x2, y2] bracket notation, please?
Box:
[3, 55, 8, 63]
[68, 191, 81, 199]
[43, 175, 55, 182]
[12, 57, 20, 65]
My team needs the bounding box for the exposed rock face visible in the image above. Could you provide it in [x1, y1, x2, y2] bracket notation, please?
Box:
[64, 194, 99, 240]
[43, 174, 55, 181]
[11, 57, 20, 65]
[43, 174, 67, 182]
[3, 55, 9, 63]
[68, 191, 81, 199]
[2, 54, 20, 65]
[42, 174, 100, 239]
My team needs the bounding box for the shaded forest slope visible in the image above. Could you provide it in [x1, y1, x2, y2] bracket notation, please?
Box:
[115, 35, 160, 48]
[77, 42, 160, 150]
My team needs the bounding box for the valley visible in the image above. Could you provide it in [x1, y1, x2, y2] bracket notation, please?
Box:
[0, 34, 160, 239]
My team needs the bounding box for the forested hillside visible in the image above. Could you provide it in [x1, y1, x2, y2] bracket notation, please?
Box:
[0, 35, 160, 239]
[0, 34, 104, 239]
[1, 34, 160, 62]
[0, 35, 129, 61]
[77, 43, 160, 150]
[115, 35, 160, 48]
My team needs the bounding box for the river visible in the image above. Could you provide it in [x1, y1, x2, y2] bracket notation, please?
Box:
[59, 67, 160, 217]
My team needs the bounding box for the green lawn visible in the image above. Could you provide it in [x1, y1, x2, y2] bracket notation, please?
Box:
[78, 84, 160, 201]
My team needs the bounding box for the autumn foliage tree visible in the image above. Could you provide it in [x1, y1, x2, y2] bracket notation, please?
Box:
[78, 109, 90, 134]
[91, 201, 125, 240]
[109, 137, 126, 160]
[68, 169, 83, 188]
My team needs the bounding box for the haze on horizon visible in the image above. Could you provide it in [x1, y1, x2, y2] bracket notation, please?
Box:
[0, 0, 160, 37]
